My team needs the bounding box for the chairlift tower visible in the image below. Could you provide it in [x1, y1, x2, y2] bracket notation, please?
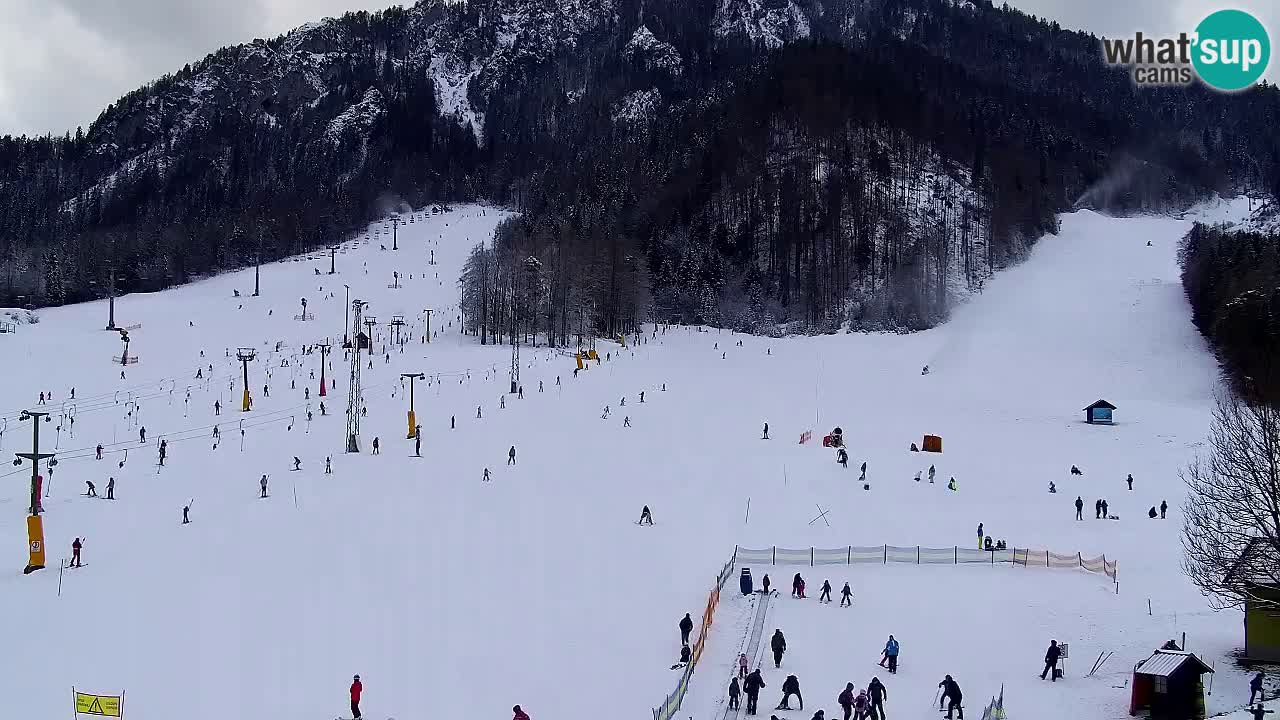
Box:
[401, 372, 425, 438]
[346, 300, 368, 453]
[364, 317, 378, 355]
[105, 264, 117, 330]
[236, 348, 257, 411]
[391, 215, 399, 251]
[390, 315, 406, 345]
[329, 245, 340, 275]
[317, 342, 331, 397]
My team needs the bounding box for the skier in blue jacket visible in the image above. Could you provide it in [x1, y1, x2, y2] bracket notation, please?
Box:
[879, 635, 900, 673]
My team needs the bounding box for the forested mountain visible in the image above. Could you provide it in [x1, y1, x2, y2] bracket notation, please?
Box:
[2, 0, 1278, 337]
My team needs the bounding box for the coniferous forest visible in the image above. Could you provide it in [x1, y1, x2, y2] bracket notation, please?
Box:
[1, 0, 1279, 342]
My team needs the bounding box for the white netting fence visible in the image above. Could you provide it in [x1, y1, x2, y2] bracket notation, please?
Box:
[735, 545, 1116, 582]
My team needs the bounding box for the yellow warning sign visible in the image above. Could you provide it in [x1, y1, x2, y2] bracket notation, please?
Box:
[75, 691, 122, 717]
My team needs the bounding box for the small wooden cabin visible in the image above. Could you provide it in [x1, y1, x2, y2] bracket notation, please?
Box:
[1129, 650, 1212, 720]
[1084, 399, 1117, 424]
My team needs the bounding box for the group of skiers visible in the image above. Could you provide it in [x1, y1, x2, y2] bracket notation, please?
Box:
[727, 662, 894, 719]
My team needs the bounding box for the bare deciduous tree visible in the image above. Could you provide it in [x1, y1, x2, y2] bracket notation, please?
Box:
[1181, 393, 1280, 610]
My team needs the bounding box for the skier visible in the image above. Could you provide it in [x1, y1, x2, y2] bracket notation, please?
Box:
[500, 396, 505, 409]
[538, 381, 544, 393]
[508, 446, 517, 465]
[744, 669, 766, 715]
[837, 447, 848, 468]
[1126, 473, 1134, 490]
[620, 396, 625, 407]
[1095, 498, 1102, 519]
[639, 390, 644, 402]
[675, 644, 691, 667]
[96, 444, 103, 460]
[840, 582, 852, 607]
[325, 456, 332, 474]
[915, 470, 922, 482]
[293, 457, 302, 471]
[320, 402, 327, 416]
[414, 427, 421, 457]
[483, 468, 492, 482]
[853, 689, 868, 720]
[819, 579, 833, 603]
[1048, 481, 1056, 493]
[85, 480, 97, 497]
[762, 574, 771, 594]
[1041, 640, 1062, 681]
[158, 440, 167, 466]
[738, 652, 749, 679]
[791, 573, 804, 598]
[260, 475, 268, 498]
[1075, 496, 1084, 520]
[106, 477, 115, 500]
[1250, 672, 1265, 705]
[763, 422, 769, 439]
[729, 677, 741, 710]
[182, 504, 191, 524]
[640, 505, 654, 525]
[939, 675, 963, 719]
[777, 674, 802, 710]
[947, 477, 958, 491]
[928, 464, 936, 482]
[349, 675, 362, 719]
[771, 629, 787, 667]
[71, 537, 83, 567]
[1160, 500, 1168, 518]
[623, 416, 631, 427]
[139, 427, 146, 443]
[451, 415, 456, 429]
[372, 437, 380, 454]
[881, 635, 899, 673]
[867, 677, 887, 720]
[263, 384, 269, 398]
[512, 705, 530, 720]
[977, 523, 984, 549]
[680, 613, 694, 644]
[476, 406, 482, 419]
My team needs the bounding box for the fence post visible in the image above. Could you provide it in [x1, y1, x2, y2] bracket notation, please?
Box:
[883, 545, 887, 564]
[848, 545, 851, 564]
[1078, 552, 1083, 569]
[1045, 550, 1050, 567]
[954, 546, 957, 564]
[773, 546, 776, 565]
[917, 546, 921, 564]
[811, 547, 814, 567]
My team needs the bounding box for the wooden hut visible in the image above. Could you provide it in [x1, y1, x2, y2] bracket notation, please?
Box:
[1129, 650, 1212, 719]
[1084, 399, 1117, 424]
[1225, 539, 1280, 662]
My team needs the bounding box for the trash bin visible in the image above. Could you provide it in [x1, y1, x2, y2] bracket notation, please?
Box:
[740, 567, 753, 595]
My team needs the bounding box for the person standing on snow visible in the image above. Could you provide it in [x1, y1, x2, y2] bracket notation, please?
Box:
[85, 480, 97, 497]
[837, 448, 848, 468]
[96, 444, 104, 460]
[1041, 640, 1062, 681]
[106, 477, 115, 500]
[349, 674, 363, 719]
[71, 537, 83, 567]
[1075, 496, 1084, 520]
[1126, 473, 1134, 491]
[840, 582, 853, 607]
[928, 464, 936, 482]
[1095, 498, 1102, 519]
[763, 422, 769, 439]
[880, 635, 899, 673]
[512, 705, 530, 720]
[939, 675, 963, 719]
[483, 468, 492, 482]
[762, 574, 771, 594]
[771, 629, 786, 667]
[852, 690, 868, 720]
[139, 427, 146, 443]
[260, 475, 268, 498]
[729, 677, 741, 710]
[819, 580, 833, 603]
[508, 446, 517, 465]
[838, 683, 856, 720]
[791, 573, 804, 598]
[977, 523, 984, 549]
[679, 613, 694, 645]
[1160, 500, 1168, 518]
[867, 677, 887, 720]
[743, 669, 766, 715]
[738, 652, 749, 679]
[1249, 672, 1265, 704]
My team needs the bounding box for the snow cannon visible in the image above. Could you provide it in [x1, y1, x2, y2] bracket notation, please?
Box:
[740, 567, 753, 596]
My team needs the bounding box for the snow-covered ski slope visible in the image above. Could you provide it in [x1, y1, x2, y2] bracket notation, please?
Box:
[0, 199, 1264, 720]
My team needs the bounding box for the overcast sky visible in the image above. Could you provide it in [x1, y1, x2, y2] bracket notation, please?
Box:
[0, 0, 1275, 137]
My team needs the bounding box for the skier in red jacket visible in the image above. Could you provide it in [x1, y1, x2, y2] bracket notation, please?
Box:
[513, 705, 530, 720]
[349, 675, 362, 719]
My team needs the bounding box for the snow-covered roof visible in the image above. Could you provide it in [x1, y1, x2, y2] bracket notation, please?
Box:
[1084, 399, 1116, 411]
[1225, 538, 1280, 586]
[1134, 650, 1213, 678]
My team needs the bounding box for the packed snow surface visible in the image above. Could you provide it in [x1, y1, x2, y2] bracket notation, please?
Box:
[0, 202, 1269, 720]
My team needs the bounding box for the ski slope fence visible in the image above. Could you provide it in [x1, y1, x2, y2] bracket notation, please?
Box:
[733, 545, 1117, 582]
[651, 550, 738, 720]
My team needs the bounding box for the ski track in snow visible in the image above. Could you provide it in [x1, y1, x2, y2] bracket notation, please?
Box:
[0, 202, 1266, 720]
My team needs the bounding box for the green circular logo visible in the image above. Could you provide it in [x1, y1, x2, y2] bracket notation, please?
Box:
[1193, 9, 1271, 91]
